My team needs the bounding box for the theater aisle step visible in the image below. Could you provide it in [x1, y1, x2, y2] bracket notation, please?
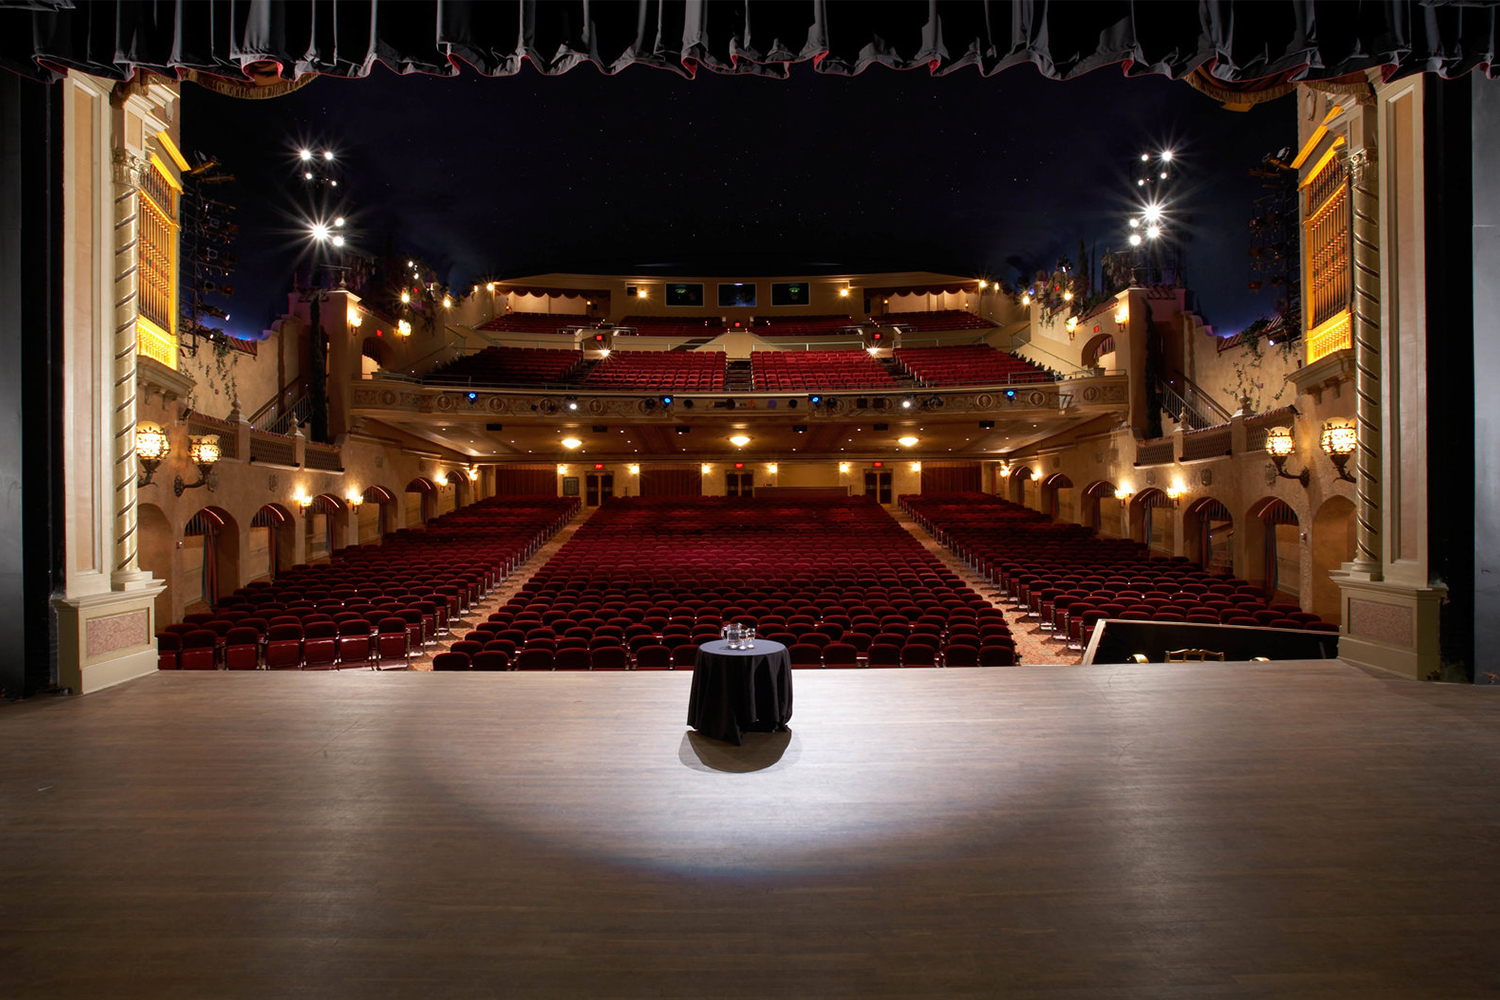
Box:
[889, 507, 1082, 666]
[409, 505, 595, 670]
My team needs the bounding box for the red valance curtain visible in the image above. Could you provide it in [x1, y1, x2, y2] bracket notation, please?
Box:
[640, 466, 702, 497]
[494, 466, 556, 496]
[921, 463, 981, 494]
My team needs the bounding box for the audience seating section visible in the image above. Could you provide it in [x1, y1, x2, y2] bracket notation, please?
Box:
[619, 316, 725, 338]
[583, 351, 726, 391]
[479, 312, 594, 335]
[750, 315, 856, 337]
[427, 346, 584, 386]
[752, 350, 897, 391]
[894, 345, 1052, 387]
[877, 310, 996, 333]
[900, 492, 1335, 652]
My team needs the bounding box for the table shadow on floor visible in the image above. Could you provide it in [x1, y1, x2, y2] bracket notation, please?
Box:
[680, 728, 796, 773]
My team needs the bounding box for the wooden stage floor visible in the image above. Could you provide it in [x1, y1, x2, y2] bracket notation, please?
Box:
[2, 662, 1499, 998]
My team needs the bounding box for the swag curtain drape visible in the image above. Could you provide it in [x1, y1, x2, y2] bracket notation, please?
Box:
[640, 466, 703, 497]
[1, 2, 1494, 86]
[920, 462, 981, 494]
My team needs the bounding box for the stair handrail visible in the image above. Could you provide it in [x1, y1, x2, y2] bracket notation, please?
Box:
[246, 377, 309, 431]
[1168, 369, 1234, 425]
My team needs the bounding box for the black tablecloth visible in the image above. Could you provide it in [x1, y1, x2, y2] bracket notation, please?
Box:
[687, 639, 793, 746]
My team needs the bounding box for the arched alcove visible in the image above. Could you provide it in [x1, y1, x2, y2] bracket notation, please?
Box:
[1080, 480, 1118, 533]
[1311, 495, 1357, 624]
[305, 493, 346, 560]
[1008, 466, 1033, 506]
[1129, 488, 1175, 553]
[137, 502, 174, 628]
[405, 477, 437, 526]
[359, 485, 397, 543]
[183, 505, 239, 610]
[1244, 497, 1301, 601]
[1041, 472, 1074, 521]
[1184, 497, 1234, 575]
[1080, 332, 1116, 369]
[249, 503, 295, 581]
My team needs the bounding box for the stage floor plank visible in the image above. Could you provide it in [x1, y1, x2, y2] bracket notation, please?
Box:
[2, 662, 1499, 999]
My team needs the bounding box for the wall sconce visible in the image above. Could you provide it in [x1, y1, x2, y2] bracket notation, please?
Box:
[433, 471, 448, 486]
[766, 463, 778, 474]
[910, 462, 922, 473]
[1114, 488, 1132, 507]
[346, 492, 363, 511]
[1264, 426, 1309, 487]
[346, 306, 362, 328]
[700, 463, 712, 475]
[1320, 420, 1357, 482]
[556, 464, 568, 474]
[295, 492, 313, 514]
[838, 462, 850, 474]
[467, 467, 480, 482]
[397, 319, 412, 337]
[999, 464, 1012, 479]
[1030, 470, 1043, 483]
[627, 464, 640, 476]
[1165, 486, 1184, 506]
[174, 434, 220, 496]
[1113, 305, 1129, 326]
[135, 421, 170, 488]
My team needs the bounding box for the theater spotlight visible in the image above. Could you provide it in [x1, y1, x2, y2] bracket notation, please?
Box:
[564, 396, 579, 411]
[1005, 389, 1017, 399]
[901, 395, 915, 410]
[661, 395, 674, 406]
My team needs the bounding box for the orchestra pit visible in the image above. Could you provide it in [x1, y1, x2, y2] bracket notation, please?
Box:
[3, 4, 1500, 998]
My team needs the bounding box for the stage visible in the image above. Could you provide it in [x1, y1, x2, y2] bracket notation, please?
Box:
[2, 662, 1497, 997]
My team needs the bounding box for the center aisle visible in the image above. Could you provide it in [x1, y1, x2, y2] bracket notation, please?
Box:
[891, 507, 1083, 666]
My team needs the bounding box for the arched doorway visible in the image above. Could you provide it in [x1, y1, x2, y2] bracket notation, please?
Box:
[1184, 497, 1234, 576]
[1311, 495, 1357, 624]
[360, 334, 394, 376]
[358, 486, 396, 544]
[137, 502, 174, 629]
[248, 503, 295, 581]
[1041, 473, 1074, 521]
[1080, 332, 1116, 369]
[1245, 498, 1302, 602]
[453, 471, 472, 509]
[406, 477, 437, 526]
[1080, 480, 1118, 534]
[305, 494, 346, 560]
[183, 505, 239, 611]
[1129, 488, 1176, 555]
[1008, 466, 1033, 506]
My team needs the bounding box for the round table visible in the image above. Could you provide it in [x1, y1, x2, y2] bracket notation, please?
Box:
[687, 639, 793, 746]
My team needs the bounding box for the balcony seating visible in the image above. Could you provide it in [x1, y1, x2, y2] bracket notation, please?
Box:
[750, 315, 855, 337]
[478, 312, 593, 335]
[751, 350, 897, 391]
[619, 315, 725, 338]
[894, 345, 1051, 387]
[877, 309, 996, 332]
[583, 351, 726, 391]
[427, 346, 583, 386]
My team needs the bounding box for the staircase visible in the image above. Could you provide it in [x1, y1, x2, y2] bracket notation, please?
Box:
[877, 355, 919, 387]
[725, 359, 754, 392]
[1155, 371, 1234, 430]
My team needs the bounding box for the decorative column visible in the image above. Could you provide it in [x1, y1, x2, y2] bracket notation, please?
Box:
[1347, 146, 1383, 578]
[110, 148, 149, 587]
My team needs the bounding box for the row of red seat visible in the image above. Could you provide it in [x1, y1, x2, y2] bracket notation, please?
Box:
[429, 346, 584, 386]
[900, 492, 1334, 650]
[582, 351, 726, 390]
[479, 313, 594, 335]
[877, 309, 997, 332]
[751, 350, 897, 390]
[468, 496, 1015, 668]
[894, 345, 1052, 386]
[157, 496, 578, 670]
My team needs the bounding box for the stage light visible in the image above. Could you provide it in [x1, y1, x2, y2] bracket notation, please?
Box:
[323, 150, 334, 161]
[331, 235, 344, 247]
[809, 395, 822, 406]
[303, 171, 313, 180]
[661, 396, 673, 405]
[1160, 170, 1169, 179]
[400, 290, 410, 304]
[1137, 178, 1146, 187]
[565, 397, 579, 411]
[334, 217, 345, 227]
[467, 392, 477, 401]
[1161, 149, 1174, 162]
[1142, 203, 1163, 224]
[1140, 153, 1150, 162]
[1146, 225, 1162, 240]
[1005, 389, 1016, 398]
[310, 222, 330, 242]
[299, 149, 312, 161]
[1129, 234, 1143, 246]
[1129, 218, 1139, 228]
